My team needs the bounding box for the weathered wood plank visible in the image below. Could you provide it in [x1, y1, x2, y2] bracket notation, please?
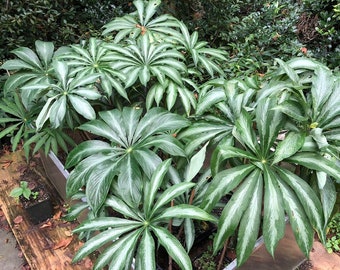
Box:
[0, 150, 90, 270]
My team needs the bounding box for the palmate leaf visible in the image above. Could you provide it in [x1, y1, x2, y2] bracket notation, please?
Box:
[214, 169, 261, 253]
[154, 204, 217, 223]
[107, 229, 142, 270]
[234, 109, 258, 154]
[276, 167, 325, 243]
[73, 225, 141, 263]
[151, 184, 197, 218]
[256, 97, 284, 156]
[152, 225, 192, 270]
[143, 134, 186, 157]
[66, 154, 117, 196]
[262, 166, 285, 256]
[211, 145, 258, 176]
[319, 177, 337, 225]
[133, 149, 162, 179]
[35, 40, 54, 67]
[278, 179, 314, 257]
[236, 174, 263, 266]
[287, 152, 340, 181]
[105, 195, 143, 221]
[136, 229, 156, 270]
[311, 66, 334, 118]
[65, 140, 114, 168]
[144, 159, 172, 215]
[68, 95, 96, 121]
[86, 159, 119, 214]
[272, 132, 305, 164]
[117, 154, 143, 207]
[201, 164, 254, 212]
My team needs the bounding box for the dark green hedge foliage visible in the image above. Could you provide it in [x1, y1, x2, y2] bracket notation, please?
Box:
[0, 0, 133, 61]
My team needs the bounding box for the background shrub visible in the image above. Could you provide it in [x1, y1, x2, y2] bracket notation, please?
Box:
[0, 0, 133, 62]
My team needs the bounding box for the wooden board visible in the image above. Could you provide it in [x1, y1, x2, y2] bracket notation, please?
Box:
[0, 150, 91, 270]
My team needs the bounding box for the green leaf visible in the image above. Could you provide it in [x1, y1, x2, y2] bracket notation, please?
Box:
[144, 159, 172, 215]
[66, 140, 113, 168]
[73, 225, 140, 262]
[272, 132, 305, 164]
[310, 128, 328, 150]
[1, 59, 36, 70]
[152, 225, 192, 270]
[311, 66, 333, 117]
[68, 95, 96, 120]
[136, 229, 156, 270]
[236, 174, 263, 266]
[287, 152, 340, 181]
[273, 100, 308, 122]
[49, 96, 67, 128]
[0, 123, 20, 139]
[73, 217, 141, 233]
[70, 73, 100, 89]
[117, 155, 142, 207]
[120, 107, 140, 146]
[278, 179, 313, 257]
[276, 167, 325, 243]
[213, 169, 261, 253]
[196, 87, 226, 115]
[143, 134, 186, 157]
[184, 218, 195, 252]
[98, 108, 129, 147]
[256, 97, 284, 156]
[201, 164, 254, 212]
[184, 142, 208, 182]
[133, 149, 162, 179]
[211, 145, 257, 176]
[107, 229, 142, 270]
[105, 195, 142, 221]
[86, 160, 117, 214]
[35, 40, 54, 67]
[150, 183, 195, 217]
[262, 167, 285, 256]
[135, 108, 189, 140]
[275, 58, 299, 84]
[154, 204, 217, 223]
[319, 177, 336, 226]
[235, 110, 258, 153]
[12, 47, 42, 70]
[53, 60, 69, 89]
[35, 97, 54, 130]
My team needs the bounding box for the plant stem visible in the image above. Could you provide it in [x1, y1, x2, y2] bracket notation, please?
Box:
[217, 238, 229, 270]
[176, 189, 196, 239]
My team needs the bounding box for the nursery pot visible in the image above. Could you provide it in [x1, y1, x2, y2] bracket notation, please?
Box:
[20, 187, 53, 225]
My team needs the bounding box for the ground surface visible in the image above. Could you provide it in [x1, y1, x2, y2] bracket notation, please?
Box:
[0, 208, 28, 269]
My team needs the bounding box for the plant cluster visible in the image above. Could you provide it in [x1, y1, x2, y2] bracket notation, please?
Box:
[162, 0, 340, 74]
[10, 181, 39, 200]
[326, 213, 340, 253]
[0, 0, 131, 62]
[1, 1, 340, 269]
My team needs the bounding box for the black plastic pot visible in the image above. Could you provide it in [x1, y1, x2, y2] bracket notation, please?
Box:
[20, 187, 54, 225]
[23, 197, 53, 224]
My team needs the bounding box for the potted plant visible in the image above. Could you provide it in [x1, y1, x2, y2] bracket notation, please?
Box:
[1, 0, 339, 269]
[10, 180, 53, 224]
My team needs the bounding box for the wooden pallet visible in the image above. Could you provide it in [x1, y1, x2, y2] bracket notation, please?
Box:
[0, 150, 91, 270]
